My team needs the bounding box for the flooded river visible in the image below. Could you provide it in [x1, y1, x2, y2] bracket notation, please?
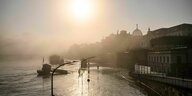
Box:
[0, 60, 147, 96]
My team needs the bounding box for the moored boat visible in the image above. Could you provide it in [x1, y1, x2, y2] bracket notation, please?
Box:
[37, 64, 51, 75]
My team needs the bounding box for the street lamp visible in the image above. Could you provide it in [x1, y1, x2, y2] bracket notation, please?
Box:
[51, 56, 95, 96]
[51, 61, 78, 96]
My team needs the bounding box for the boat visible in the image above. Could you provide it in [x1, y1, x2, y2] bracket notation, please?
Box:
[37, 64, 51, 75]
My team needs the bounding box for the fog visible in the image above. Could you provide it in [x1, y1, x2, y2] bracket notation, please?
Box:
[1, 0, 192, 60]
[0, 32, 61, 59]
[0, 30, 106, 60]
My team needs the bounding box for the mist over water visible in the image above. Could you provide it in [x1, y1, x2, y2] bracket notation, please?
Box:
[0, 60, 147, 96]
[1, 0, 192, 60]
[0, 31, 73, 60]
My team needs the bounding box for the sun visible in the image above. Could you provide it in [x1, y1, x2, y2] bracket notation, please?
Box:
[68, 0, 94, 22]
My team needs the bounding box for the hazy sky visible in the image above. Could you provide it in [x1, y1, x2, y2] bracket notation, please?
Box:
[0, 0, 192, 56]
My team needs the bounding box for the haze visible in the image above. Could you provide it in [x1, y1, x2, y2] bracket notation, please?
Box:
[0, 0, 192, 59]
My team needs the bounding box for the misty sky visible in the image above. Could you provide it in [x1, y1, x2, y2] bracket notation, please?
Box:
[0, 0, 192, 56]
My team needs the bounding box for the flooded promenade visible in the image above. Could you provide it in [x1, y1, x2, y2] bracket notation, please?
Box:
[0, 60, 147, 96]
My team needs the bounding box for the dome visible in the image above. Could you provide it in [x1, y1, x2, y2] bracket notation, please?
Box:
[133, 29, 142, 36]
[132, 24, 143, 36]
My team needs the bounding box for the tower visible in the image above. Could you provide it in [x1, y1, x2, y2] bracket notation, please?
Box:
[147, 27, 151, 34]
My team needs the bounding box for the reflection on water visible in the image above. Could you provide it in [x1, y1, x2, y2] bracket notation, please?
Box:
[0, 60, 147, 96]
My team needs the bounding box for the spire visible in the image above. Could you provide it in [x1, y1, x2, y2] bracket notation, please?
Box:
[147, 27, 151, 34]
[43, 57, 44, 63]
[136, 24, 138, 29]
[148, 27, 150, 32]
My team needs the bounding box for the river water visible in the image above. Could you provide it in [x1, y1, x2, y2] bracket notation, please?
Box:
[0, 59, 147, 96]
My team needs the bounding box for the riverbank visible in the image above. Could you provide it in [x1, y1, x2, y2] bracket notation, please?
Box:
[0, 60, 147, 96]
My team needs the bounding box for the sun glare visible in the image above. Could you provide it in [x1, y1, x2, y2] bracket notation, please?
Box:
[68, 0, 95, 22]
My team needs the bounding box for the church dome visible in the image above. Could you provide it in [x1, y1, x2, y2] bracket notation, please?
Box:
[132, 24, 143, 36]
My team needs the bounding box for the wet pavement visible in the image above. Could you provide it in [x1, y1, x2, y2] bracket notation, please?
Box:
[0, 60, 147, 96]
[51, 65, 147, 96]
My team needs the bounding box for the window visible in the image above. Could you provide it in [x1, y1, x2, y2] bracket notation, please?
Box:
[149, 56, 151, 61]
[154, 56, 156, 62]
[167, 56, 169, 63]
[176, 56, 182, 64]
[160, 56, 162, 63]
[148, 56, 151, 61]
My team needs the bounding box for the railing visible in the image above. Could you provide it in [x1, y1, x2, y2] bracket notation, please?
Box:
[132, 72, 192, 89]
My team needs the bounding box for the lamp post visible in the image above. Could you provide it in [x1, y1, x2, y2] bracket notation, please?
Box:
[51, 56, 95, 96]
[51, 61, 77, 96]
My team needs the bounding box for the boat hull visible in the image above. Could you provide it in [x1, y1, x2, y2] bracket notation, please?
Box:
[37, 70, 50, 75]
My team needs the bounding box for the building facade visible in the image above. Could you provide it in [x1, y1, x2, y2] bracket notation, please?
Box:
[143, 23, 192, 48]
[147, 36, 192, 78]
